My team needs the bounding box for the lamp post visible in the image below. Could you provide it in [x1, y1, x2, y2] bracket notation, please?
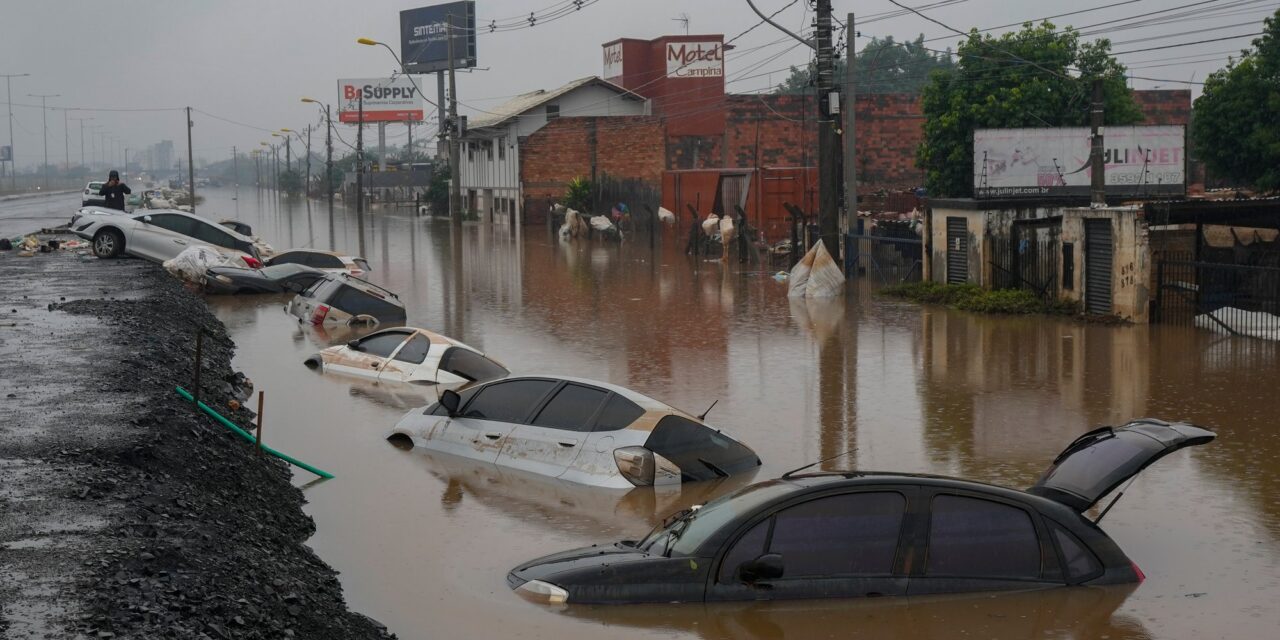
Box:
[302, 97, 334, 214]
[28, 93, 59, 190]
[69, 116, 93, 174]
[1, 72, 29, 190]
[279, 129, 293, 172]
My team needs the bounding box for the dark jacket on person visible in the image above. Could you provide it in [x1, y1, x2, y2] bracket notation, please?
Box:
[98, 182, 132, 210]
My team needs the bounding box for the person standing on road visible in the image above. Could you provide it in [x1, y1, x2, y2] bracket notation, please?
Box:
[98, 170, 131, 211]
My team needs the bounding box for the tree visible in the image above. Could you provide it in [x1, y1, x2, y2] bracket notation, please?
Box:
[561, 176, 592, 212]
[774, 35, 955, 95]
[278, 169, 303, 195]
[1193, 10, 1280, 191]
[917, 22, 1143, 197]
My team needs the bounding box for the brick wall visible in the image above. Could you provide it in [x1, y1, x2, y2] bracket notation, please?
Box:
[519, 116, 665, 207]
[1133, 89, 1192, 125]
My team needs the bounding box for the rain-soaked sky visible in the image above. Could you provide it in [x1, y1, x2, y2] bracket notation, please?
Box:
[1, 0, 1271, 170]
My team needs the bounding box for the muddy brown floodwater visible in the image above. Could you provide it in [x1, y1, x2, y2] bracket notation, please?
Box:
[199, 188, 1280, 639]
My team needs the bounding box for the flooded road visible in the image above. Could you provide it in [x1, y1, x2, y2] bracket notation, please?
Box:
[201, 187, 1280, 639]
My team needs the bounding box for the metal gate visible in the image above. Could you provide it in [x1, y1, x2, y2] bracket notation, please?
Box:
[946, 217, 968, 284]
[1084, 219, 1113, 314]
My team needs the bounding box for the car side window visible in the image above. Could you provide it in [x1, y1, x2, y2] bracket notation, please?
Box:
[461, 380, 557, 422]
[314, 254, 344, 269]
[717, 519, 770, 582]
[1048, 521, 1103, 582]
[356, 331, 408, 358]
[769, 492, 905, 578]
[147, 213, 197, 236]
[190, 220, 236, 249]
[530, 384, 608, 432]
[926, 495, 1042, 579]
[593, 394, 645, 431]
[439, 347, 508, 382]
[271, 252, 304, 266]
[393, 335, 431, 364]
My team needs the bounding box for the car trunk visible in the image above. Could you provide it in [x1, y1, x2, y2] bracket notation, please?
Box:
[1027, 419, 1216, 512]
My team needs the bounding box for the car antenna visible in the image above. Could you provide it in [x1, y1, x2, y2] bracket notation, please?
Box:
[1093, 475, 1139, 525]
[696, 399, 718, 421]
[781, 447, 858, 479]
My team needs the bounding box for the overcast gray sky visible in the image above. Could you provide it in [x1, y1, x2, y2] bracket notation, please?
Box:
[1, 0, 1272, 171]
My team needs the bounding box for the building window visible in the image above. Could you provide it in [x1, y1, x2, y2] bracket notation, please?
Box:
[546, 104, 560, 120]
[498, 141, 506, 161]
[467, 142, 475, 162]
[486, 141, 493, 161]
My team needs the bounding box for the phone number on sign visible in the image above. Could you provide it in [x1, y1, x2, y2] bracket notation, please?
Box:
[1110, 171, 1183, 185]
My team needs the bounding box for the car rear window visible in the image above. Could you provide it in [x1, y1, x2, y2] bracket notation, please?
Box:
[439, 347, 508, 382]
[926, 495, 1041, 579]
[328, 284, 403, 320]
[300, 277, 332, 299]
[312, 253, 345, 269]
[354, 258, 372, 272]
[1049, 521, 1103, 582]
[646, 416, 759, 481]
[461, 379, 557, 423]
[270, 252, 305, 266]
[531, 384, 608, 432]
[593, 394, 645, 431]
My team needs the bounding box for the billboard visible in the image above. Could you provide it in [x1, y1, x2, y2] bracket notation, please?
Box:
[974, 126, 1185, 198]
[337, 77, 424, 123]
[0, 145, 10, 162]
[602, 42, 623, 80]
[400, 1, 477, 74]
[666, 41, 724, 78]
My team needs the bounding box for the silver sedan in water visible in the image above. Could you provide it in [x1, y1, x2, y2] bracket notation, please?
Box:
[71, 208, 263, 266]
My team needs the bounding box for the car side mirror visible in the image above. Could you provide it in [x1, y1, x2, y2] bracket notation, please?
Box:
[142, 215, 153, 223]
[738, 553, 784, 584]
[347, 340, 362, 351]
[440, 389, 461, 417]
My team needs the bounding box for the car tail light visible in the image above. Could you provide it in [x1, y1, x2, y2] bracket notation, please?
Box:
[614, 446, 655, 486]
[1131, 561, 1145, 582]
[311, 304, 330, 325]
[242, 256, 262, 269]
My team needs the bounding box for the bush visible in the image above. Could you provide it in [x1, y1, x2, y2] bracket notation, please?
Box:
[881, 281, 1075, 316]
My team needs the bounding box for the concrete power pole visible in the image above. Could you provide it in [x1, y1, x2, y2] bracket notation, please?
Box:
[29, 93, 58, 190]
[842, 13, 856, 234]
[447, 13, 462, 224]
[186, 106, 196, 212]
[1090, 78, 1106, 207]
[814, 0, 839, 256]
[356, 92, 365, 215]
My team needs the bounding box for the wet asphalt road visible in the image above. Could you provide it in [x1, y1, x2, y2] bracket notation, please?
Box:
[193, 187, 1280, 640]
[0, 191, 80, 239]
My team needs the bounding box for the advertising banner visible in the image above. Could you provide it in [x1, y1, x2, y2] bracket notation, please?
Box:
[0, 145, 10, 162]
[400, 1, 477, 74]
[337, 77, 424, 123]
[973, 126, 1186, 198]
[665, 41, 724, 78]
[603, 42, 623, 80]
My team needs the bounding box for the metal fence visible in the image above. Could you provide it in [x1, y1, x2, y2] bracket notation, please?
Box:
[989, 236, 1060, 300]
[1155, 260, 1280, 338]
[844, 233, 922, 283]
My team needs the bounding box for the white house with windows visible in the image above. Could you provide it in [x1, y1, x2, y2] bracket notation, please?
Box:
[459, 76, 647, 221]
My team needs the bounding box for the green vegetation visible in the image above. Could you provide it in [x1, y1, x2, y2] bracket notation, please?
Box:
[1193, 10, 1280, 191]
[881, 281, 1077, 315]
[917, 22, 1142, 197]
[424, 163, 450, 215]
[562, 176, 592, 212]
[774, 35, 955, 95]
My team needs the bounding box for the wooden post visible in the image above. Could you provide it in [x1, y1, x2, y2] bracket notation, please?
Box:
[256, 390, 265, 455]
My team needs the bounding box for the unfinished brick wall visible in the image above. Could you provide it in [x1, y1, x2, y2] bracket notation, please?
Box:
[519, 116, 665, 210]
[1133, 89, 1192, 125]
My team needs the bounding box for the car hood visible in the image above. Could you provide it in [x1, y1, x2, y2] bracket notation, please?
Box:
[1027, 418, 1215, 512]
[508, 543, 653, 587]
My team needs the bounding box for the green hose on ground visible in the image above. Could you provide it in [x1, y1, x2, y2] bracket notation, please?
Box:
[175, 386, 335, 479]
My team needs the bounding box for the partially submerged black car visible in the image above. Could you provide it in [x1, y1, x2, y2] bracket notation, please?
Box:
[204, 263, 327, 295]
[509, 419, 1214, 605]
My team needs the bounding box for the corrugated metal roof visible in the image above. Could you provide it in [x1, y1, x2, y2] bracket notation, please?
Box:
[467, 76, 641, 130]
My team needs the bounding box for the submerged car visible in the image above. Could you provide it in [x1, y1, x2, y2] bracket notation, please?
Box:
[508, 419, 1214, 605]
[204, 263, 327, 295]
[303, 326, 508, 385]
[267, 249, 370, 275]
[285, 273, 406, 326]
[218, 219, 274, 258]
[388, 375, 760, 489]
[73, 209, 263, 266]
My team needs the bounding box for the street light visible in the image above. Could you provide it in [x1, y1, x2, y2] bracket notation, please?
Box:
[303, 97, 335, 214]
[1, 72, 30, 191]
[28, 92, 59, 190]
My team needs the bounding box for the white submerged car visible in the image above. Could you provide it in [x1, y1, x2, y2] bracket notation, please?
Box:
[304, 327, 508, 386]
[388, 375, 761, 489]
[72, 208, 263, 266]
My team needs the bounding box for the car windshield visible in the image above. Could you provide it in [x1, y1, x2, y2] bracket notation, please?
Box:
[260, 263, 310, 278]
[88, 182, 103, 189]
[640, 481, 796, 557]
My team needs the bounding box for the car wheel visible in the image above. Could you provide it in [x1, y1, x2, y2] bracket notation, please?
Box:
[92, 229, 125, 258]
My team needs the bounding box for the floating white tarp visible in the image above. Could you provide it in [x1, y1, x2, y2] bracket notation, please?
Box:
[1194, 306, 1280, 341]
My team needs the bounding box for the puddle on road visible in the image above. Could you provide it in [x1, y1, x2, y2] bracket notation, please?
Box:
[201, 188, 1280, 640]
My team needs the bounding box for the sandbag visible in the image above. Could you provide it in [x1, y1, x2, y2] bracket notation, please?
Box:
[658, 206, 676, 224]
[162, 245, 235, 285]
[788, 241, 845, 298]
[719, 216, 736, 242]
[701, 214, 720, 236]
[589, 215, 614, 232]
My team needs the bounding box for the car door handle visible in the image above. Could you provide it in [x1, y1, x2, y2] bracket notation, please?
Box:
[484, 433, 502, 440]
[371, 362, 380, 368]
[557, 440, 578, 448]
[172, 239, 186, 244]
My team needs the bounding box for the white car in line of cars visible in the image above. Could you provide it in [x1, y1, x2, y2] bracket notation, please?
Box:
[81, 181, 106, 206]
[267, 249, 371, 275]
[304, 326, 508, 386]
[388, 375, 761, 489]
[71, 207, 264, 266]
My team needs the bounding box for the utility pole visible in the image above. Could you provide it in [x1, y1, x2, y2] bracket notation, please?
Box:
[447, 13, 462, 223]
[29, 93, 58, 190]
[254, 150, 261, 189]
[436, 72, 447, 161]
[186, 106, 196, 212]
[356, 92, 365, 214]
[232, 146, 238, 187]
[1090, 78, 1106, 207]
[70, 116, 92, 171]
[406, 116, 412, 161]
[62, 109, 69, 177]
[304, 125, 312, 197]
[285, 135, 292, 173]
[2, 73, 29, 191]
[843, 13, 856, 234]
[325, 104, 334, 213]
[814, 0, 839, 256]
